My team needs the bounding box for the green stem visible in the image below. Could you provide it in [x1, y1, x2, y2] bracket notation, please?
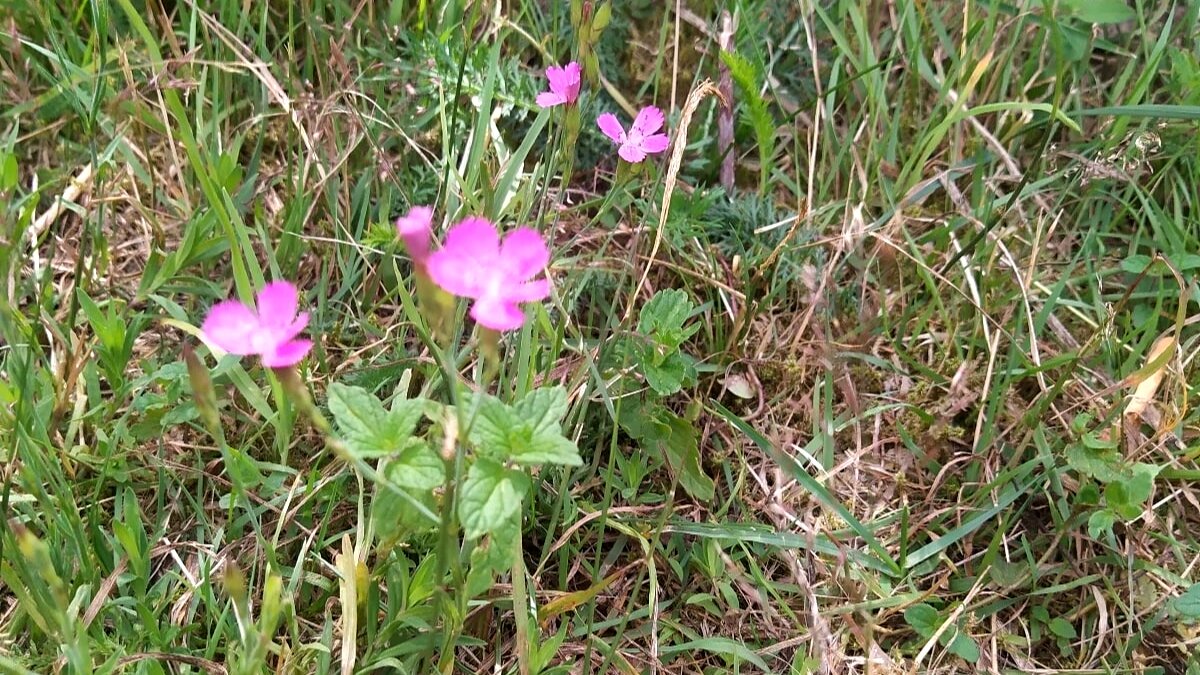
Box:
[512, 520, 532, 675]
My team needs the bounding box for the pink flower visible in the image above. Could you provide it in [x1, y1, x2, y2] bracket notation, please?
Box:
[596, 106, 670, 163]
[536, 62, 581, 108]
[201, 281, 312, 367]
[396, 205, 434, 265]
[426, 217, 551, 331]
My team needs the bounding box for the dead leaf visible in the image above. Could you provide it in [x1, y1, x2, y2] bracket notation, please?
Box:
[1124, 332, 1176, 420]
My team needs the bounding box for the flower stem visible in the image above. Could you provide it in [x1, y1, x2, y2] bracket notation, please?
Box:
[512, 520, 531, 675]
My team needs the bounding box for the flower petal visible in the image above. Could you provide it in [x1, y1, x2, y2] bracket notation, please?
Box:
[427, 217, 501, 299]
[279, 311, 310, 343]
[499, 228, 550, 280]
[504, 278, 551, 303]
[201, 300, 260, 355]
[545, 64, 569, 93]
[470, 298, 527, 331]
[536, 91, 566, 108]
[261, 339, 313, 367]
[618, 142, 647, 164]
[639, 133, 670, 155]
[596, 113, 626, 144]
[256, 281, 300, 328]
[631, 105, 664, 136]
[396, 206, 434, 262]
[562, 61, 582, 102]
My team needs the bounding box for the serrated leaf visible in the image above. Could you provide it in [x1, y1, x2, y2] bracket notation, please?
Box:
[384, 438, 444, 490]
[466, 510, 519, 599]
[1062, 0, 1136, 24]
[660, 413, 714, 501]
[512, 386, 569, 438]
[904, 603, 940, 637]
[1048, 617, 1077, 639]
[466, 393, 517, 459]
[642, 350, 688, 396]
[328, 383, 425, 458]
[1173, 583, 1200, 620]
[459, 459, 530, 539]
[468, 388, 581, 466]
[223, 446, 264, 488]
[510, 430, 582, 466]
[638, 289, 697, 348]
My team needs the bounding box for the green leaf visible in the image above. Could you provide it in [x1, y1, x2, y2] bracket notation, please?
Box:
[642, 350, 689, 396]
[384, 438, 444, 490]
[372, 483, 438, 544]
[638, 289, 697, 348]
[620, 405, 714, 501]
[904, 603, 940, 638]
[222, 446, 264, 488]
[0, 153, 16, 191]
[1048, 617, 1077, 639]
[942, 628, 980, 663]
[1062, 0, 1136, 24]
[468, 388, 581, 467]
[1125, 463, 1161, 504]
[1173, 583, 1200, 620]
[659, 637, 769, 670]
[328, 383, 425, 458]
[467, 393, 517, 459]
[459, 459, 530, 539]
[465, 511, 519, 599]
[720, 49, 777, 193]
[513, 386, 569, 438]
[1087, 509, 1116, 538]
[989, 559, 1028, 588]
[1065, 443, 1125, 483]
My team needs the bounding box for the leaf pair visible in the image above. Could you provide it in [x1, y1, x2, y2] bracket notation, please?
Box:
[460, 387, 582, 539]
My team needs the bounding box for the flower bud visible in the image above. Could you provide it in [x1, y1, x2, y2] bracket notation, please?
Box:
[592, 1, 612, 32]
[184, 343, 222, 435]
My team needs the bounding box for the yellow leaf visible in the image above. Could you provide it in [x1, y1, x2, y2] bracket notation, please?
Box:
[538, 571, 620, 627]
[1124, 332, 1176, 420]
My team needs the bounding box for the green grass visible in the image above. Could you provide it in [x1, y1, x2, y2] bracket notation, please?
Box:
[3, 1, 1200, 673]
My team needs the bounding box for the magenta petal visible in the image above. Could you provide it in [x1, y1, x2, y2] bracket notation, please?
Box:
[443, 217, 501, 259]
[262, 339, 313, 367]
[396, 206, 434, 261]
[256, 281, 300, 328]
[536, 91, 565, 108]
[279, 311, 310, 343]
[427, 252, 488, 298]
[201, 300, 260, 355]
[562, 62, 582, 102]
[631, 106, 664, 136]
[640, 133, 670, 154]
[505, 278, 551, 303]
[427, 217, 501, 298]
[618, 143, 647, 164]
[596, 113, 626, 143]
[470, 298, 527, 331]
[545, 64, 568, 93]
[499, 228, 550, 279]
